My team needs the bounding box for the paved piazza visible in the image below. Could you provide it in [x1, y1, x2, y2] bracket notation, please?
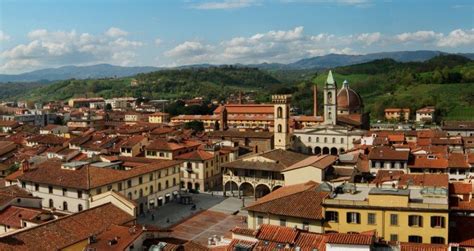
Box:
[137, 193, 252, 244]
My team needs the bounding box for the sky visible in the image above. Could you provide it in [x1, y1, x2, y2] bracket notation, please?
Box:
[0, 0, 473, 74]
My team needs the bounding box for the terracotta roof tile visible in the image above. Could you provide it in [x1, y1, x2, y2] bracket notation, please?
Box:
[0, 203, 134, 251]
[246, 182, 327, 220]
[326, 232, 373, 245]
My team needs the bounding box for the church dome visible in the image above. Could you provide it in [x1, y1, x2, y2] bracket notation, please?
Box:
[337, 80, 363, 110]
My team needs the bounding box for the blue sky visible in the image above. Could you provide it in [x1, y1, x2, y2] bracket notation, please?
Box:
[0, 0, 473, 73]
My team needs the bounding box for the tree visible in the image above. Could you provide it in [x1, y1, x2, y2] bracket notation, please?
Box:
[184, 120, 204, 133]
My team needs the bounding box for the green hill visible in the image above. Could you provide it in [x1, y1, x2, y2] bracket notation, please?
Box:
[11, 66, 281, 102]
[3, 55, 474, 121]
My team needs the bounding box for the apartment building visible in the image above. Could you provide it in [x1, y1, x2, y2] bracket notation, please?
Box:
[323, 183, 449, 245]
[15, 159, 181, 214]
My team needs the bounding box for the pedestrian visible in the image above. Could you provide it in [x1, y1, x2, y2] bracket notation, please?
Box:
[151, 214, 155, 221]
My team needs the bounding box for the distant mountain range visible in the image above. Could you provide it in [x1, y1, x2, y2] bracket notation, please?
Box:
[1, 50, 473, 83]
[0, 64, 160, 83]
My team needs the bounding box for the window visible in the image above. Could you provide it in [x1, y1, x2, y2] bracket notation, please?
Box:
[409, 215, 423, 227]
[78, 204, 83, 212]
[77, 190, 83, 199]
[165, 180, 169, 188]
[128, 192, 132, 199]
[139, 176, 143, 184]
[107, 185, 112, 191]
[150, 185, 154, 193]
[302, 222, 310, 231]
[173, 178, 176, 186]
[63, 201, 68, 211]
[332, 137, 336, 143]
[49, 199, 54, 208]
[35, 183, 39, 191]
[96, 188, 102, 194]
[346, 212, 360, 224]
[158, 183, 162, 191]
[278, 124, 282, 133]
[431, 237, 445, 244]
[48, 186, 53, 194]
[390, 234, 398, 242]
[340, 138, 344, 144]
[277, 107, 283, 118]
[431, 216, 445, 228]
[279, 218, 286, 226]
[149, 173, 153, 181]
[308, 137, 312, 142]
[325, 211, 339, 222]
[257, 216, 263, 225]
[367, 213, 376, 225]
[324, 137, 327, 143]
[408, 235, 422, 243]
[390, 214, 398, 226]
[127, 180, 132, 188]
[21, 182, 26, 188]
[117, 183, 122, 191]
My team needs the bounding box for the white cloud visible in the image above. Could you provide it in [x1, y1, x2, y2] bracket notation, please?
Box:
[154, 38, 162, 46]
[395, 30, 442, 43]
[1, 28, 143, 73]
[356, 32, 381, 46]
[192, 0, 258, 10]
[0, 31, 11, 41]
[105, 27, 128, 37]
[437, 28, 474, 47]
[164, 26, 363, 65]
[165, 41, 212, 58]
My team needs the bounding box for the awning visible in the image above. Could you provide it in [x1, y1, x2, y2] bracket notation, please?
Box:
[149, 199, 155, 204]
[165, 193, 171, 197]
[173, 191, 178, 195]
[158, 197, 163, 200]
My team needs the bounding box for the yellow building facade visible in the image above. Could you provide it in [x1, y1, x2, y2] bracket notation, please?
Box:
[323, 187, 449, 245]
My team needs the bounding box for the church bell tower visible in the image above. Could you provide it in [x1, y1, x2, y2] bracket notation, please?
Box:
[272, 94, 292, 150]
[324, 70, 337, 125]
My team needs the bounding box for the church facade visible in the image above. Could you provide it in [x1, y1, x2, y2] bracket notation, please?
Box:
[292, 70, 367, 155]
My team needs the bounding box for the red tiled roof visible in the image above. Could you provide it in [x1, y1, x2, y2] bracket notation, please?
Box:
[409, 155, 448, 169]
[246, 181, 328, 220]
[175, 150, 214, 161]
[450, 182, 472, 195]
[368, 146, 409, 161]
[0, 203, 134, 251]
[0, 206, 43, 229]
[18, 159, 181, 190]
[400, 242, 448, 251]
[257, 224, 299, 243]
[326, 232, 373, 245]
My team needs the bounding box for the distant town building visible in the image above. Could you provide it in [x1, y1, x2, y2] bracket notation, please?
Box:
[384, 108, 410, 122]
[416, 106, 436, 123]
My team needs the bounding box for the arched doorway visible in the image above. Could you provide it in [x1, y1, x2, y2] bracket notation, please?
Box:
[307, 147, 313, 154]
[224, 181, 239, 197]
[330, 147, 338, 155]
[139, 203, 144, 215]
[195, 182, 200, 191]
[255, 184, 271, 199]
[314, 147, 321, 155]
[339, 148, 345, 154]
[323, 147, 329, 154]
[272, 185, 282, 192]
[187, 182, 193, 190]
[239, 182, 254, 197]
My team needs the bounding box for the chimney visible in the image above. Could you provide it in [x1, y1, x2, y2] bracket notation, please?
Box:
[313, 85, 318, 117]
[21, 160, 30, 172]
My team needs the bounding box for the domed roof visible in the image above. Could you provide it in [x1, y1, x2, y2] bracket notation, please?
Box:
[337, 80, 363, 110]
